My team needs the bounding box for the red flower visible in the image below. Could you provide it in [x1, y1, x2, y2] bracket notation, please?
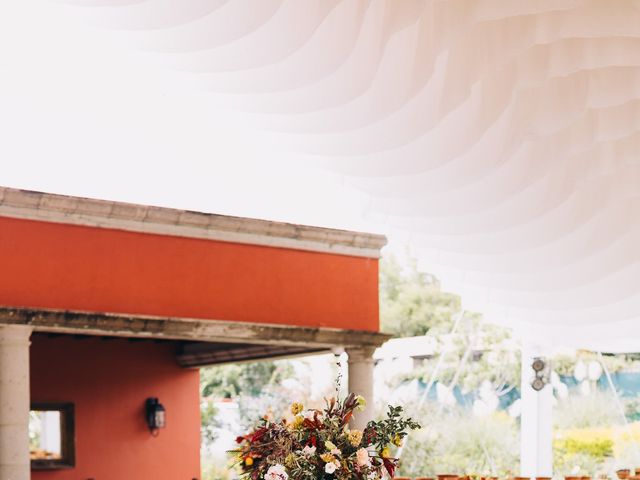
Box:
[343, 411, 353, 424]
[382, 458, 396, 478]
[250, 427, 267, 442]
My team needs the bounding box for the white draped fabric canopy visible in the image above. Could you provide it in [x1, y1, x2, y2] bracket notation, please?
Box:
[9, 0, 640, 351]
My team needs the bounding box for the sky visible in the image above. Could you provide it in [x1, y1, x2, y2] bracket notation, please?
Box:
[0, 0, 390, 237]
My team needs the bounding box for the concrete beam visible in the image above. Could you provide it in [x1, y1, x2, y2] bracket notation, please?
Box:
[0, 307, 390, 349]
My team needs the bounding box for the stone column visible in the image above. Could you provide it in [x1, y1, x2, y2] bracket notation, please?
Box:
[346, 346, 376, 430]
[0, 325, 32, 480]
[520, 343, 553, 477]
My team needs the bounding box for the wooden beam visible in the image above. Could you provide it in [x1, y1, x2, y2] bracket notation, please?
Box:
[177, 342, 329, 368]
[0, 307, 389, 349]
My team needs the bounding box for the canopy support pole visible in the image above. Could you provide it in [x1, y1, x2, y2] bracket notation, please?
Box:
[520, 343, 553, 477]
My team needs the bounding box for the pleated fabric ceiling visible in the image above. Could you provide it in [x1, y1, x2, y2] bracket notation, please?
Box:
[23, 1, 640, 350]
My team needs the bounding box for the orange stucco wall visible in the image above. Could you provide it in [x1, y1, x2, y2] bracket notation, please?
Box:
[30, 335, 201, 480]
[0, 215, 379, 330]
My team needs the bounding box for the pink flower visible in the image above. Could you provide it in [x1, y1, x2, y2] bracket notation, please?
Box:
[302, 445, 316, 457]
[265, 464, 288, 480]
[356, 448, 371, 466]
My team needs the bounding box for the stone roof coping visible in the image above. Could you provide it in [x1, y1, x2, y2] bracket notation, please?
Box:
[0, 187, 387, 258]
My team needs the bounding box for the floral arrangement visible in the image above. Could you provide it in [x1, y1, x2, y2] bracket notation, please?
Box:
[230, 393, 420, 480]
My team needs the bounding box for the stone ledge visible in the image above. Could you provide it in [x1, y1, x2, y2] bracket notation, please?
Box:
[0, 306, 390, 349]
[0, 187, 387, 258]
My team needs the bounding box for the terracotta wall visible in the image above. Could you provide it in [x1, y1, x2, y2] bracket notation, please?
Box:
[0, 216, 379, 331]
[30, 335, 201, 480]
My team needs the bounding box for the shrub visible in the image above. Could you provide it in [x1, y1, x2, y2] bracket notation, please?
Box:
[397, 404, 519, 477]
[551, 423, 639, 475]
[554, 391, 622, 430]
[554, 436, 614, 459]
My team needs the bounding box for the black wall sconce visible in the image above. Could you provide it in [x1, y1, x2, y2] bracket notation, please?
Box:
[145, 397, 166, 435]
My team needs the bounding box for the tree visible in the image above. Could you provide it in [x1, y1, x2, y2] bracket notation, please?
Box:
[201, 398, 219, 445]
[380, 253, 461, 337]
[201, 361, 291, 399]
[381, 253, 519, 398]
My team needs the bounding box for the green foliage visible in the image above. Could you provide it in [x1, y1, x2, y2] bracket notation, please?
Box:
[624, 397, 640, 422]
[554, 437, 614, 459]
[552, 354, 579, 377]
[551, 350, 640, 377]
[201, 399, 219, 445]
[380, 254, 460, 337]
[457, 341, 520, 393]
[397, 404, 519, 477]
[599, 353, 640, 373]
[552, 427, 616, 476]
[613, 431, 640, 471]
[554, 391, 623, 430]
[552, 352, 631, 377]
[552, 451, 606, 477]
[366, 405, 421, 451]
[202, 460, 237, 480]
[200, 360, 297, 433]
[381, 253, 518, 396]
[201, 361, 292, 398]
[552, 392, 632, 476]
[395, 315, 518, 399]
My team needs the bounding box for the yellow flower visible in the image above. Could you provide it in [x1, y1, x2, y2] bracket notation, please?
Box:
[380, 447, 391, 458]
[292, 415, 304, 429]
[392, 434, 403, 447]
[346, 429, 363, 447]
[290, 402, 304, 415]
[285, 453, 296, 468]
[355, 395, 367, 412]
[320, 453, 335, 463]
[244, 457, 254, 466]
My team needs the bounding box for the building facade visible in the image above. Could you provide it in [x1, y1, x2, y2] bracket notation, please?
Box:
[0, 187, 388, 480]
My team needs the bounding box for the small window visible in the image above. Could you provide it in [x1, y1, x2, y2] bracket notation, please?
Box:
[29, 403, 75, 470]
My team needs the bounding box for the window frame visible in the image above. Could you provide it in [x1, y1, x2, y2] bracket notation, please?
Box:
[30, 402, 76, 470]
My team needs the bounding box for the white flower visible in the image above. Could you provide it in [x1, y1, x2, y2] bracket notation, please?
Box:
[356, 448, 370, 466]
[331, 448, 341, 456]
[302, 445, 316, 457]
[325, 462, 338, 474]
[303, 410, 318, 421]
[265, 464, 288, 480]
